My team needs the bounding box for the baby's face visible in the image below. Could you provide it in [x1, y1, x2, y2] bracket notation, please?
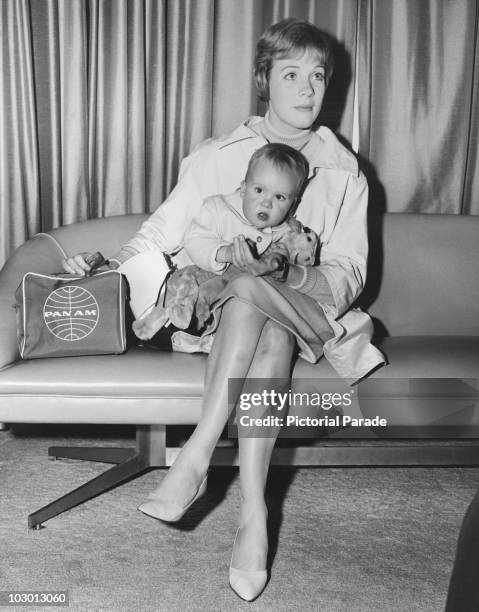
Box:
[241, 159, 299, 229]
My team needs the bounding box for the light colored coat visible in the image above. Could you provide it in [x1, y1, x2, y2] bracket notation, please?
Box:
[118, 117, 385, 381]
[184, 190, 293, 273]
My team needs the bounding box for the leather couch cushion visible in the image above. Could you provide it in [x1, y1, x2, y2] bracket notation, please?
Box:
[296, 337, 479, 436]
[295, 336, 479, 379]
[0, 348, 207, 398]
[1, 337, 477, 427]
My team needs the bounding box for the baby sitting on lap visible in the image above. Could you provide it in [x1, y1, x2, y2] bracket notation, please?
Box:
[186, 142, 316, 273]
[133, 143, 318, 340]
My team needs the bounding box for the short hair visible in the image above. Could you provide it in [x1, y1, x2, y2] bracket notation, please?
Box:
[254, 18, 335, 102]
[245, 143, 309, 194]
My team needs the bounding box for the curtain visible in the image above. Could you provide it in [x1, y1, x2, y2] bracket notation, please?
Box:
[0, 0, 358, 268]
[1, 0, 40, 258]
[1, 0, 478, 269]
[358, 0, 479, 214]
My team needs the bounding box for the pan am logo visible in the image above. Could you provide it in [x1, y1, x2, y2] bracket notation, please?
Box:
[43, 286, 99, 341]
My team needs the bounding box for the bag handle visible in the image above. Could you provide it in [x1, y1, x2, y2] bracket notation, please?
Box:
[84, 252, 108, 274]
[51, 252, 111, 280]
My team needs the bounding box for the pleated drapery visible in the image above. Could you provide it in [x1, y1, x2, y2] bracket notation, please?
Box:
[358, 0, 479, 214]
[1, 0, 40, 257]
[1, 0, 478, 267]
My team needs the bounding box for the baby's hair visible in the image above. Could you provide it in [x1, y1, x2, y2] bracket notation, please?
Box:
[245, 143, 309, 194]
[254, 18, 334, 102]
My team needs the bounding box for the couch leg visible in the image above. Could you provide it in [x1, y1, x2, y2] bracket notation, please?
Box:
[48, 446, 136, 464]
[28, 425, 167, 529]
[28, 455, 149, 529]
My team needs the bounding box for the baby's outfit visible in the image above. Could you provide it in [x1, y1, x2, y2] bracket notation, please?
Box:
[185, 190, 292, 273]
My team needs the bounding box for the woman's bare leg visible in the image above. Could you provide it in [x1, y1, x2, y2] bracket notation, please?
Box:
[232, 322, 295, 573]
[143, 297, 270, 508]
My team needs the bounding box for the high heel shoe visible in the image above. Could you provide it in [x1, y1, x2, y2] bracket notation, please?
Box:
[137, 475, 208, 522]
[229, 528, 268, 601]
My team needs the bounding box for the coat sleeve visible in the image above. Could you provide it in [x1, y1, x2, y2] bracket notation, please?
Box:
[318, 171, 369, 317]
[184, 198, 230, 273]
[113, 142, 219, 264]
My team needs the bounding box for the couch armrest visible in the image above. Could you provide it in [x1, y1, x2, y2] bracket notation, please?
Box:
[0, 234, 65, 369]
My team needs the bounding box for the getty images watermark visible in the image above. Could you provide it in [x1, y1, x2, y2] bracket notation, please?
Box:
[227, 378, 479, 438]
[236, 387, 376, 428]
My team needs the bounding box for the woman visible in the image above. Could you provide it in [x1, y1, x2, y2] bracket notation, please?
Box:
[63, 19, 384, 601]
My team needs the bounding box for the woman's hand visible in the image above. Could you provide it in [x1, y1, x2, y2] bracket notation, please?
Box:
[61, 252, 94, 276]
[231, 235, 282, 277]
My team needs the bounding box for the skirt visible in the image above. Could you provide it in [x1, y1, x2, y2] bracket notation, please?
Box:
[169, 267, 386, 382]
[203, 270, 335, 364]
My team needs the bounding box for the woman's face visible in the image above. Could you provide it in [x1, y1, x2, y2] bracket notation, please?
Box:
[268, 50, 327, 135]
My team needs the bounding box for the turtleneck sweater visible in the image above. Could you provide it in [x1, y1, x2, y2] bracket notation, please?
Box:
[250, 114, 335, 307]
[260, 111, 313, 151]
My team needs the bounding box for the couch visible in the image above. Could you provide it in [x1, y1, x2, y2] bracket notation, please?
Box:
[1, 212, 478, 529]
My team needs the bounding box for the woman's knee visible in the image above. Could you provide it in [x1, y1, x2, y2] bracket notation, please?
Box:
[221, 295, 264, 324]
[260, 320, 295, 354]
[225, 273, 263, 300]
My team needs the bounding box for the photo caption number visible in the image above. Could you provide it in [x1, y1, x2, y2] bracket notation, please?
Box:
[0, 591, 69, 607]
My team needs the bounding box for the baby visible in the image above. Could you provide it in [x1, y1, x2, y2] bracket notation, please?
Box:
[185, 142, 317, 274]
[133, 143, 318, 341]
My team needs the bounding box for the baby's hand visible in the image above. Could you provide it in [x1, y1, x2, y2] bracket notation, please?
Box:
[245, 238, 260, 259]
[231, 235, 279, 277]
[215, 244, 233, 264]
[216, 238, 260, 264]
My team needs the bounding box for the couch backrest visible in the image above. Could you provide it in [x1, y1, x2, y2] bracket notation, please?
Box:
[0, 212, 477, 369]
[358, 213, 479, 336]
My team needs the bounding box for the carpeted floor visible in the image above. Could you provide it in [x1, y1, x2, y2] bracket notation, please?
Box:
[1, 427, 478, 612]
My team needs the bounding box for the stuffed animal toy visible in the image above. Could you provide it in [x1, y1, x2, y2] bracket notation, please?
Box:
[132, 220, 319, 341]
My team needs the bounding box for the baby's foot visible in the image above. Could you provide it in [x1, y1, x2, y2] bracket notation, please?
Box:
[132, 306, 169, 340]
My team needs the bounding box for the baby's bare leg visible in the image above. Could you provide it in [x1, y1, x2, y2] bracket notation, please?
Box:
[132, 306, 169, 340]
